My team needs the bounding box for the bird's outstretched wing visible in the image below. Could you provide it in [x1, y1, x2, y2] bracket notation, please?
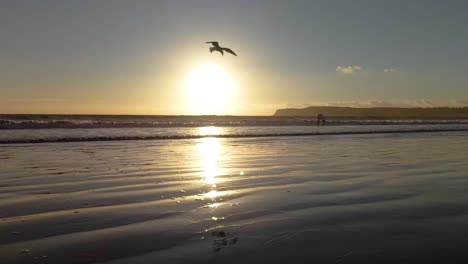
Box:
[222, 48, 237, 56]
[206, 41, 220, 48]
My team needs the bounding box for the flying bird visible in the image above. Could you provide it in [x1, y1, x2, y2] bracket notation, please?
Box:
[206, 41, 237, 56]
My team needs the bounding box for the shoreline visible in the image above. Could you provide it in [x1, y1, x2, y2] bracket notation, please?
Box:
[2, 132, 468, 263]
[1, 127, 468, 144]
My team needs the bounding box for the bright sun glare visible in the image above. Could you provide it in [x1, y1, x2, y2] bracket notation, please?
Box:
[184, 63, 236, 115]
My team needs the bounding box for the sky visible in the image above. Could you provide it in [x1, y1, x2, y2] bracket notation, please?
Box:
[1, 0, 468, 115]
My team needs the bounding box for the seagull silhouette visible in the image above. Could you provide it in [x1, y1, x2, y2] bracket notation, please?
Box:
[206, 41, 237, 56]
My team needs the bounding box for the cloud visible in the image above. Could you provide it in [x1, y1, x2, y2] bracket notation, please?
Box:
[448, 100, 468, 107]
[336, 65, 362, 74]
[384, 67, 398, 73]
[312, 100, 443, 108]
[278, 100, 468, 111]
[325, 100, 403, 108]
[5, 98, 70, 104]
[401, 99, 438, 108]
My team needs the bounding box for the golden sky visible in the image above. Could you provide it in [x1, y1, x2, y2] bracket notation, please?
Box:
[1, 1, 468, 115]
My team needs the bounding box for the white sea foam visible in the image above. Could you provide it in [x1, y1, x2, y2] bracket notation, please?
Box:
[1, 115, 468, 129]
[2, 115, 468, 144]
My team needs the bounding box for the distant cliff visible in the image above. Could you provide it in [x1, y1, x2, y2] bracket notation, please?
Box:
[273, 106, 468, 119]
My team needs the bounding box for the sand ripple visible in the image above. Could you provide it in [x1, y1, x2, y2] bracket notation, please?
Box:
[1, 132, 468, 263]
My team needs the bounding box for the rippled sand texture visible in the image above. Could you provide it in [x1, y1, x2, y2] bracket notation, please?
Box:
[1, 132, 468, 263]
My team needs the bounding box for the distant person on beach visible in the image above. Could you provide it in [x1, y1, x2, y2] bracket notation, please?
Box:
[317, 113, 326, 125]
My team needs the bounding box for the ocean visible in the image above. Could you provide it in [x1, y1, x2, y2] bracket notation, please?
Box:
[1, 114, 468, 144]
[1, 115, 468, 263]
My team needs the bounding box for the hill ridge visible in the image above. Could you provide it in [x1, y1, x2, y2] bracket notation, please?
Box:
[273, 106, 468, 118]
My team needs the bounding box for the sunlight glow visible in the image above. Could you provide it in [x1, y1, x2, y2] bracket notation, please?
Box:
[204, 190, 222, 199]
[198, 126, 222, 136]
[197, 135, 223, 186]
[184, 63, 236, 115]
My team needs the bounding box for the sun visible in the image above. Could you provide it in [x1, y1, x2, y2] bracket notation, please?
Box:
[184, 63, 236, 115]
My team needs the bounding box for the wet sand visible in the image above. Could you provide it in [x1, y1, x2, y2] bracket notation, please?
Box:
[1, 132, 468, 263]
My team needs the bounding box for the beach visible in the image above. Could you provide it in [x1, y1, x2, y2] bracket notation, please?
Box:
[1, 130, 468, 263]
[3, 1, 468, 262]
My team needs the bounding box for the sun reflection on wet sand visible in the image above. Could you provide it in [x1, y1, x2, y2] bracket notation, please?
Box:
[196, 127, 229, 228]
[197, 127, 224, 187]
[198, 126, 223, 137]
[204, 190, 222, 199]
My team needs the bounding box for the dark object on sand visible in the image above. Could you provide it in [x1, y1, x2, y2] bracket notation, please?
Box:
[212, 230, 239, 252]
[317, 113, 326, 125]
[212, 231, 227, 237]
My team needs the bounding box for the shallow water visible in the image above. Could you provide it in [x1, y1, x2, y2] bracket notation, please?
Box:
[1, 132, 468, 263]
[2, 114, 468, 144]
[2, 124, 468, 144]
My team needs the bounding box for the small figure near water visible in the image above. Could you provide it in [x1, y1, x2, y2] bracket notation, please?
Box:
[317, 113, 326, 125]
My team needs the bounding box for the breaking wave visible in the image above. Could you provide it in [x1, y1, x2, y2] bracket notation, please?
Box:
[1, 125, 468, 144]
[1, 115, 468, 129]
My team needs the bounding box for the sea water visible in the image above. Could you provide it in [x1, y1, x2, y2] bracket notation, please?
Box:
[1, 115, 468, 263]
[1, 114, 468, 143]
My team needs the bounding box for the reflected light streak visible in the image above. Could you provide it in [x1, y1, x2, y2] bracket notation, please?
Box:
[198, 126, 222, 136]
[197, 128, 224, 186]
[208, 203, 222, 208]
[204, 190, 222, 199]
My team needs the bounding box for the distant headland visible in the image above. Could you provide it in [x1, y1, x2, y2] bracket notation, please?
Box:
[273, 106, 468, 119]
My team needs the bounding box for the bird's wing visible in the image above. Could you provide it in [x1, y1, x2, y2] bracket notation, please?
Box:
[221, 47, 237, 56]
[206, 41, 220, 48]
